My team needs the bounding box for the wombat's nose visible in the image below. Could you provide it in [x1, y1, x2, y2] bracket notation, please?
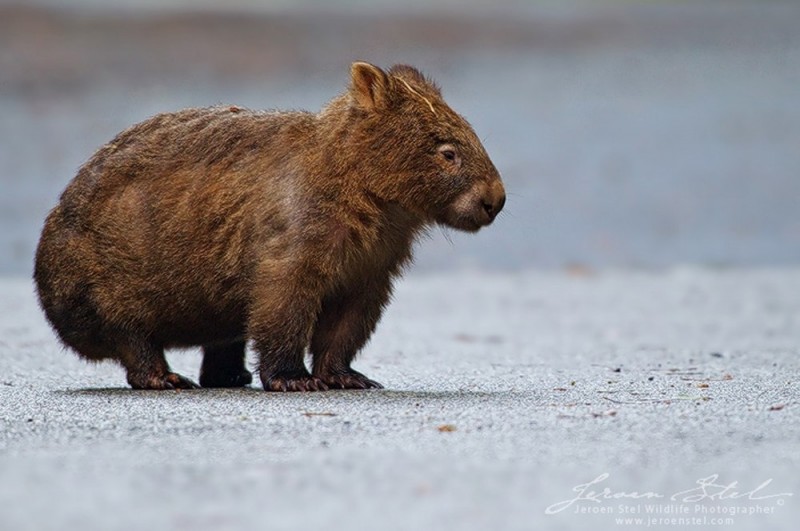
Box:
[482, 188, 506, 221]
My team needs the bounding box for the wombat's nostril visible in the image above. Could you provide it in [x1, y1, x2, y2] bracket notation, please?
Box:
[483, 201, 495, 217]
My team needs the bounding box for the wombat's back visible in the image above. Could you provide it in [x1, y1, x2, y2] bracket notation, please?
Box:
[58, 107, 288, 221]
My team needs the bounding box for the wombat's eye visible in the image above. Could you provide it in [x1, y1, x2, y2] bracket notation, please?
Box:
[437, 144, 459, 164]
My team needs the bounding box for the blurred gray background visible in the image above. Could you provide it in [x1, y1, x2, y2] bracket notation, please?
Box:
[0, 0, 800, 275]
[1, 0, 799, 275]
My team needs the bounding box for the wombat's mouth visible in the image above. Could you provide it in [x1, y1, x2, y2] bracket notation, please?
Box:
[453, 219, 485, 233]
[438, 209, 493, 233]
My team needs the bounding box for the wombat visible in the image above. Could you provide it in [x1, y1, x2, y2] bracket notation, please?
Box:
[34, 62, 505, 391]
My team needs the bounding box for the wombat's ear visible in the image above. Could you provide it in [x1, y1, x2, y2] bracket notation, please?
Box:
[350, 62, 390, 112]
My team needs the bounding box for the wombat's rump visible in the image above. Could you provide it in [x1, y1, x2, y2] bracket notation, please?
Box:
[34, 62, 505, 391]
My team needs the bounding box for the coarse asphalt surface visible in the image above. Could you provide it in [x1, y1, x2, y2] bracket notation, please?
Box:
[1, 269, 798, 530]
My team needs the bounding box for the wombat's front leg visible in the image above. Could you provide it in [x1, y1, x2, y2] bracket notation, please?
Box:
[249, 270, 328, 392]
[310, 276, 392, 390]
[121, 339, 200, 390]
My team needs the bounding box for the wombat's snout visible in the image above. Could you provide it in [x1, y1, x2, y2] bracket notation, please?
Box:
[443, 177, 506, 232]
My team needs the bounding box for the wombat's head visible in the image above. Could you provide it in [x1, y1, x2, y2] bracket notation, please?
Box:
[346, 62, 505, 232]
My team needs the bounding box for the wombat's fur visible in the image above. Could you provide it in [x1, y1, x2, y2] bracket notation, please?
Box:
[34, 62, 505, 391]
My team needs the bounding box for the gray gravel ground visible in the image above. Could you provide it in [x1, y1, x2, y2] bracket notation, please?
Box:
[1, 269, 798, 531]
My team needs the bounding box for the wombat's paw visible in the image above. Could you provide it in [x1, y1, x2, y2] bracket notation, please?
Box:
[199, 369, 253, 389]
[263, 370, 329, 392]
[320, 370, 383, 390]
[129, 372, 200, 390]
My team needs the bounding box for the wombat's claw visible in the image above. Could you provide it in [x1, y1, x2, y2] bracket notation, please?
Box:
[321, 370, 383, 390]
[200, 370, 253, 388]
[164, 373, 201, 390]
[264, 372, 329, 392]
[129, 372, 200, 390]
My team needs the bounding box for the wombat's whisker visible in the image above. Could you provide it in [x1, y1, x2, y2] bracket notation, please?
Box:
[439, 226, 455, 246]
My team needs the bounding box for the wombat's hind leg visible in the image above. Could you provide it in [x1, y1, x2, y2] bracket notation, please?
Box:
[200, 340, 253, 388]
[120, 340, 199, 390]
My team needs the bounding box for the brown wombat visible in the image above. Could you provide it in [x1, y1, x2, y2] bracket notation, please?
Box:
[34, 62, 505, 391]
